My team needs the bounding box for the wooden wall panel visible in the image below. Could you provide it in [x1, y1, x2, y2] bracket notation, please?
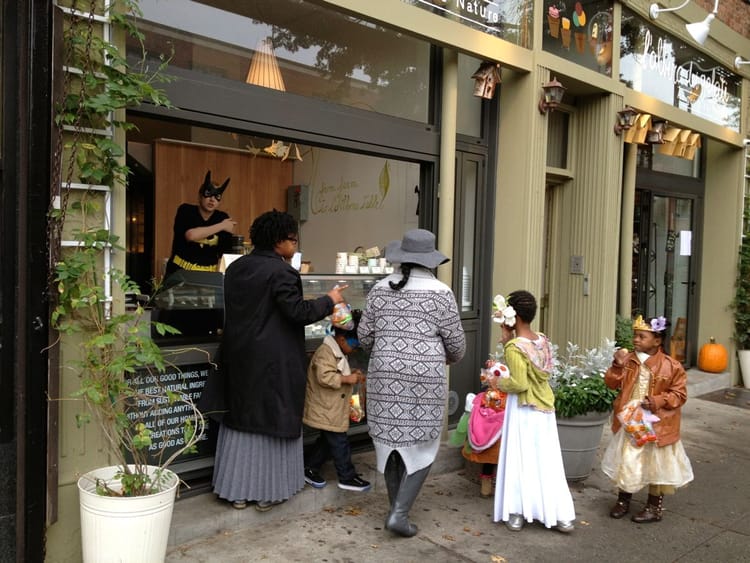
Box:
[153, 139, 291, 275]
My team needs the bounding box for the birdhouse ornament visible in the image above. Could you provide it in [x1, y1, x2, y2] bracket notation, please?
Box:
[472, 62, 502, 99]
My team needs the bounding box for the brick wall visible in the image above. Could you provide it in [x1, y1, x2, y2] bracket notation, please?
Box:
[694, 0, 750, 39]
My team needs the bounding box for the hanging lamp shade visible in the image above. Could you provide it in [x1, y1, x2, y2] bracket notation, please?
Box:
[246, 38, 286, 92]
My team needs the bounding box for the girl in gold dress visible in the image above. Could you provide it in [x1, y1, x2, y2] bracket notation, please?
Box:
[601, 315, 694, 523]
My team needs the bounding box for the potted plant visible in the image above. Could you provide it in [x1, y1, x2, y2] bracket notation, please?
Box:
[551, 338, 619, 481]
[732, 213, 750, 388]
[49, 2, 204, 561]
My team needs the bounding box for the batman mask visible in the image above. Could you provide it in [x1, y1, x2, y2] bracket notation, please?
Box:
[199, 170, 230, 201]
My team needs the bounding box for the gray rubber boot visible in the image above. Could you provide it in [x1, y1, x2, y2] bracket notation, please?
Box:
[383, 451, 405, 508]
[385, 464, 431, 537]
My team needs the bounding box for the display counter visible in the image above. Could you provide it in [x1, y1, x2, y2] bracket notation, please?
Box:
[301, 274, 383, 351]
[150, 270, 224, 343]
[144, 270, 384, 479]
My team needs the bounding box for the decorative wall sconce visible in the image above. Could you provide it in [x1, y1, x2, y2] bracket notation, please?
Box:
[649, 0, 719, 45]
[646, 120, 668, 144]
[471, 62, 502, 100]
[614, 107, 638, 135]
[538, 77, 566, 114]
[735, 56, 750, 70]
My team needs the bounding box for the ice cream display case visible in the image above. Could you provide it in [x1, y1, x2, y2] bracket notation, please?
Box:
[150, 270, 224, 342]
[301, 274, 384, 351]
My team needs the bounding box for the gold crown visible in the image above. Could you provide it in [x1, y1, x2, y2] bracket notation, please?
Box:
[633, 314, 668, 332]
[632, 315, 652, 332]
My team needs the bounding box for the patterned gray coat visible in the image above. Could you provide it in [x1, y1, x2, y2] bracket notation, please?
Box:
[358, 268, 466, 454]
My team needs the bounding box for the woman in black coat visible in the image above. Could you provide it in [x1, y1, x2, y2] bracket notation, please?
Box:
[212, 210, 346, 511]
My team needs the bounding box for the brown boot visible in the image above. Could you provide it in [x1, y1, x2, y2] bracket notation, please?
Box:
[480, 474, 493, 498]
[609, 490, 632, 519]
[631, 494, 663, 523]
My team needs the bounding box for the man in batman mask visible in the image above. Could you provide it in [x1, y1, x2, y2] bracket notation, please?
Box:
[165, 170, 237, 277]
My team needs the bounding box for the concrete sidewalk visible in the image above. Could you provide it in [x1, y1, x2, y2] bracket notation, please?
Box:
[166, 371, 750, 563]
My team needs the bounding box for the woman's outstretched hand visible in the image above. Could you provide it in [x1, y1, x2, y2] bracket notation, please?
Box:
[327, 284, 349, 304]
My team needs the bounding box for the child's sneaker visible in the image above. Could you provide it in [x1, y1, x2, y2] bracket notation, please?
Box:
[337, 475, 371, 492]
[304, 468, 327, 488]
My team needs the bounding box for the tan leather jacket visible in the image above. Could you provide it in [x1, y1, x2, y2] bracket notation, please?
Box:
[605, 349, 687, 447]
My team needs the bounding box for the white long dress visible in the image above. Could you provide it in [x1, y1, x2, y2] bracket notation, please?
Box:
[492, 336, 575, 528]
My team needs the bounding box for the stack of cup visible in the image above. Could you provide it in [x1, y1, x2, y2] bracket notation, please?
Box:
[335, 252, 348, 274]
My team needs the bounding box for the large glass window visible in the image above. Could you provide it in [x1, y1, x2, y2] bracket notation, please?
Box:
[126, 115, 422, 286]
[457, 54, 484, 138]
[131, 0, 431, 122]
[636, 145, 701, 178]
[542, 0, 614, 76]
[620, 7, 741, 131]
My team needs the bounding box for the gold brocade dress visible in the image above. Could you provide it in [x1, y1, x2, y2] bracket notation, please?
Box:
[601, 357, 694, 494]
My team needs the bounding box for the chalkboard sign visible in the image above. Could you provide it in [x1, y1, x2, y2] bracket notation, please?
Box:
[125, 345, 219, 469]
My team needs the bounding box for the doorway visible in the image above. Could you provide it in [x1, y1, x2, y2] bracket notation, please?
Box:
[632, 190, 697, 364]
[449, 149, 488, 423]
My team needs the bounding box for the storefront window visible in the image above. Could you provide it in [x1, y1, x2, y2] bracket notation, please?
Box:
[636, 145, 701, 178]
[405, 0, 533, 48]
[542, 0, 613, 76]
[546, 111, 570, 169]
[620, 8, 741, 131]
[457, 54, 484, 138]
[126, 115, 421, 284]
[131, 0, 431, 123]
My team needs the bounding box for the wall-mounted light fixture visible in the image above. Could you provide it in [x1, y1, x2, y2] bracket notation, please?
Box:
[614, 107, 638, 135]
[471, 61, 502, 99]
[649, 0, 719, 45]
[735, 56, 750, 70]
[646, 120, 668, 144]
[538, 77, 566, 114]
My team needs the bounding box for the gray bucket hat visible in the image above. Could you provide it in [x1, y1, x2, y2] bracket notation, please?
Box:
[385, 229, 449, 269]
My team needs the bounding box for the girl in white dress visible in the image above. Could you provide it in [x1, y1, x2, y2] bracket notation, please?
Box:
[492, 290, 576, 532]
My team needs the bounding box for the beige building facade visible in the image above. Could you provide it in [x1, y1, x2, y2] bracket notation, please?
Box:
[39, 0, 749, 560]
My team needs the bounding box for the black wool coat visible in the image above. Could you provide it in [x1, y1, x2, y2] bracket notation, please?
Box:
[222, 249, 333, 438]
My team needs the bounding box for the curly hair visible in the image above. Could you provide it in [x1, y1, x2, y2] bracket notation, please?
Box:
[249, 210, 297, 250]
[507, 290, 537, 324]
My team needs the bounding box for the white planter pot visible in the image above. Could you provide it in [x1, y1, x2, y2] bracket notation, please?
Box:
[738, 350, 750, 389]
[78, 465, 178, 563]
[556, 411, 610, 481]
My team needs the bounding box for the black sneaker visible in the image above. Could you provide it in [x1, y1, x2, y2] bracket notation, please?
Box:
[338, 475, 371, 492]
[304, 467, 327, 488]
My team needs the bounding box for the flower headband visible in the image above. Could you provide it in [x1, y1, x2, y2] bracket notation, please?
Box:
[492, 294, 517, 327]
[632, 314, 667, 333]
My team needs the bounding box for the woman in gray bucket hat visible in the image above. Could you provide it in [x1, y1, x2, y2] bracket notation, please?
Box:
[358, 229, 466, 537]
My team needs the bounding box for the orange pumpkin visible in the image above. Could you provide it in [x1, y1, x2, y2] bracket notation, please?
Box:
[697, 337, 728, 373]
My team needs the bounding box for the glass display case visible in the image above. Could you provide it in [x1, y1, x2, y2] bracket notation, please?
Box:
[301, 274, 383, 346]
[150, 270, 224, 340]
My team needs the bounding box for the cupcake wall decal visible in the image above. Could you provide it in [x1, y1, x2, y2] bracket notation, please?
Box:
[572, 2, 587, 54]
[548, 1, 566, 38]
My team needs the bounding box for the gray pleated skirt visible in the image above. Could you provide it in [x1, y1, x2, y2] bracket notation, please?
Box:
[212, 423, 304, 503]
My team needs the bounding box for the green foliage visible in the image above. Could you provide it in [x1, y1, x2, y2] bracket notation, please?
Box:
[615, 314, 634, 351]
[51, 0, 202, 497]
[551, 339, 619, 418]
[732, 213, 750, 350]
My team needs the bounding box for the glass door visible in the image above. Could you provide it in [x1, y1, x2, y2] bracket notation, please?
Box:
[632, 191, 696, 364]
